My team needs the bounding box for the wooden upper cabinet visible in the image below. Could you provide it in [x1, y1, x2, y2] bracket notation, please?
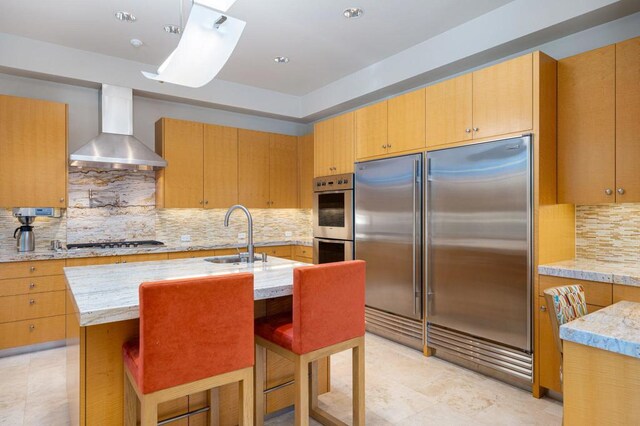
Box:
[297, 133, 314, 209]
[425, 74, 473, 147]
[313, 119, 333, 177]
[472, 53, 533, 139]
[269, 134, 298, 208]
[0, 95, 67, 208]
[333, 111, 355, 174]
[355, 101, 388, 160]
[615, 36, 640, 203]
[238, 129, 270, 208]
[155, 118, 204, 208]
[558, 45, 616, 204]
[388, 89, 426, 154]
[203, 124, 238, 208]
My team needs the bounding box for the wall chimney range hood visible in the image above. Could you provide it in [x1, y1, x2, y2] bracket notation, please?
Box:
[69, 84, 167, 171]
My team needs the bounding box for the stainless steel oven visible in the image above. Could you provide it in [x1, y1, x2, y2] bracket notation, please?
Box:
[312, 174, 354, 241]
[313, 238, 354, 264]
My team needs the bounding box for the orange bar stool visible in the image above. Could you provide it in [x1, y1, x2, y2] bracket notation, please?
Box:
[254, 260, 366, 426]
[122, 274, 255, 426]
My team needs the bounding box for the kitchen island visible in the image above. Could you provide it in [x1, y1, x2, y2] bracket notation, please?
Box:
[560, 301, 640, 425]
[65, 256, 329, 426]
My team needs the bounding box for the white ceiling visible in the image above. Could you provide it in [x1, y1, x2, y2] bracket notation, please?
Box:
[0, 0, 513, 95]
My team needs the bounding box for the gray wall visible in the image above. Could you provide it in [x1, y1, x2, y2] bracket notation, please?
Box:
[0, 73, 311, 153]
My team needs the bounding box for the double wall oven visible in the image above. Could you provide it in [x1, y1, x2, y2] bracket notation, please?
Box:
[312, 173, 354, 264]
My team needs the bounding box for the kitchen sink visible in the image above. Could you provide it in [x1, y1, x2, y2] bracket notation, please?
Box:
[204, 254, 266, 264]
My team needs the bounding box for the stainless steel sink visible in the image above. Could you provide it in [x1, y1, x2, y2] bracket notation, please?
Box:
[204, 254, 266, 264]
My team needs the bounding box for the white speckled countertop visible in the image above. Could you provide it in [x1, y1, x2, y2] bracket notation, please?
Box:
[560, 301, 640, 358]
[65, 256, 308, 327]
[0, 240, 312, 263]
[538, 259, 640, 287]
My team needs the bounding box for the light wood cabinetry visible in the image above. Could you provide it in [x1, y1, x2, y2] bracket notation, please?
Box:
[66, 253, 168, 267]
[314, 112, 355, 177]
[156, 118, 239, 208]
[255, 245, 293, 260]
[425, 74, 473, 147]
[297, 133, 314, 209]
[615, 37, 640, 203]
[269, 133, 298, 208]
[613, 284, 640, 303]
[293, 245, 313, 263]
[238, 129, 270, 208]
[0, 95, 67, 208]
[355, 100, 388, 159]
[387, 88, 426, 154]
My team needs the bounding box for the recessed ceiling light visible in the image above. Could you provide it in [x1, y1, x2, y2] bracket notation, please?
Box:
[164, 24, 182, 35]
[130, 39, 144, 48]
[343, 7, 364, 19]
[115, 11, 137, 23]
[274, 56, 289, 64]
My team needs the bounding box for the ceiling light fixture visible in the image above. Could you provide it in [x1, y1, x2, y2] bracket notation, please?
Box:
[164, 24, 182, 35]
[143, 0, 245, 88]
[274, 56, 289, 64]
[130, 39, 144, 48]
[343, 8, 364, 19]
[115, 11, 137, 22]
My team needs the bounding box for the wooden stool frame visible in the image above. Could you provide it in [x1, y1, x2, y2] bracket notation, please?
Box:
[254, 335, 365, 426]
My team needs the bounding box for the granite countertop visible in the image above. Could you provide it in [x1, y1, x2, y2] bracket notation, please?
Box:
[65, 256, 308, 327]
[538, 259, 640, 287]
[560, 301, 640, 358]
[0, 240, 312, 263]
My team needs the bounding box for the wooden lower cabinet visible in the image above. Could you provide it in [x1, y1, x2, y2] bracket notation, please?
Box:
[256, 245, 293, 260]
[293, 245, 313, 263]
[0, 314, 65, 350]
[613, 284, 640, 303]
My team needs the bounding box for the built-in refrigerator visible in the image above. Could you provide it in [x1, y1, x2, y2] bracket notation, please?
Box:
[426, 135, 533, 388]
[355, 154, 423, 350]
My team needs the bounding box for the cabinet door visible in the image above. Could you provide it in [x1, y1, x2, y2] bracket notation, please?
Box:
[157, 118, 204, 208]
[314, 119, 333, 177]
[333, 111, 355, 174]
[615, 37, 640, 203]
[0, 95, 67, 208]
[388, 88, 425, 154]
[298, 133, 314, 209]
[203, 124, 238, 208]
[425, 74, 472, 147]
[558, 45, 615, 204]
[269, 134, 298, 208]
[238, 129, 270, 208]
[538, 297, 562, 393]
[472, 54, 533, 139]
[355, 101, 387, 160]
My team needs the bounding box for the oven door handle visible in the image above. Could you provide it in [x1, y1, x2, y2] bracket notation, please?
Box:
[314, 238, 347, 244]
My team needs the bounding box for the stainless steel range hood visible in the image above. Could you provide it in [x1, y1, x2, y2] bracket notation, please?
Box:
[69, 85, 167, 171]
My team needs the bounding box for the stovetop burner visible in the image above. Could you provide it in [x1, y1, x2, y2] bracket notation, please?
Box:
[67, 240, 165, 249]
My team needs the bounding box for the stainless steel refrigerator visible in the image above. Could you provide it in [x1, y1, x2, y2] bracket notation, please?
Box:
[355, 154, 423, 350]
[426, 135, 533, 388]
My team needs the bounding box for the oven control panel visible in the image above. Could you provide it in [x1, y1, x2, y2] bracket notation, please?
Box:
[313, 173, 354, 192]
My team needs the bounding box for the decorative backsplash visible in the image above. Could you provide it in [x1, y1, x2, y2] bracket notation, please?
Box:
[576, 204, 640, 265]
[0, 168, 312, 252]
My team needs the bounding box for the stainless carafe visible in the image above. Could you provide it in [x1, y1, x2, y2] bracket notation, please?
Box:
[14, 216, 36, 252]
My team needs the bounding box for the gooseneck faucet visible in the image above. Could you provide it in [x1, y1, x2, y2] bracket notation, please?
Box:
[223, 204, 255, 263]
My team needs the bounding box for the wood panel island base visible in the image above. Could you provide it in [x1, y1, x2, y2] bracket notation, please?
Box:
[65, 257, 330, 426]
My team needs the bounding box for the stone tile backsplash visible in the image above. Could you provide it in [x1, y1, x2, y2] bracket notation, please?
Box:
[0, 169, 312, 251]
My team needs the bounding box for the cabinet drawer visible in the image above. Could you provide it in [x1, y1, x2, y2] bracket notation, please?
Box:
[539, 275, 612, 307]
[613, 285, 640, 303]
[0, 291, 65, 323]
[256, 246, 292, 258]
[0, 314, 65, 350]
[66, 256, 119, 267]
[167, 250, 218, 260]
[294, 246, 312, 259]
[0, 275, 65, 297]
[0, 259, 65, 279]
[121, 253, 169, 263]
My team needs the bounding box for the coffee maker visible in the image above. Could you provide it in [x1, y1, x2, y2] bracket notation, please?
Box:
[12, 208, 61, 252]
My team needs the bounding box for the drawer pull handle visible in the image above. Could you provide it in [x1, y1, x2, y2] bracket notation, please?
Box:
[30, 266, 36, 272]
[29, 299, 36, 305]
[540, 306, 546, 312]
[29, 324, 36, 331]
[29, 282, 36, 289]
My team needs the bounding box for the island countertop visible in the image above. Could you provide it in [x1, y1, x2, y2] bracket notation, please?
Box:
[538, 258, 640, 287]
[560, 301, 640, 359]
[65, 256, 309, 327]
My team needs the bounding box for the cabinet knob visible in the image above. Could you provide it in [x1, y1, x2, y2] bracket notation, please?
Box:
[387, 144, 392, 148]
[29, 324, 35, 331]
[465, 128, 471, 133]
[473, 127, 479, 132]
[199, 200, 203, 205]
[29, 299, 36, 305]
[121, 260, 127, 264]
[204, 200, 209, 205]
[540, 305, 546, 312]
[29, 282, 36, 289]
[382, 144, 387, 149]
[59, 197, 65, 203]
[617, 188, 625, 195]
[605, 188, 613, 195]
[29, 266, 36, 272]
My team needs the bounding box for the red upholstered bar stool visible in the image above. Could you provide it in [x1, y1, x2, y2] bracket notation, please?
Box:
[254, 260, 366, 426]
[122, 274, 255, 426]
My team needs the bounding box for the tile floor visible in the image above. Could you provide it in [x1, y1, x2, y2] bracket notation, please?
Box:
[0, 333, 562, 425]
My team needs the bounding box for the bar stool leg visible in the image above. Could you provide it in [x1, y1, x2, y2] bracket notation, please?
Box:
[140, 396, 158, 426]
[239, 368, 254, 426]
[353, 338, 365, 426]
[208, 387, 220, 426]
[254, 344, 266, 426]
[123, 370, 138, 426]
[295, 355, 310, 426]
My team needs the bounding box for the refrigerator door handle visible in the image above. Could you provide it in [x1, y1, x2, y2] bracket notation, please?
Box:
[412, 158, 419, 316]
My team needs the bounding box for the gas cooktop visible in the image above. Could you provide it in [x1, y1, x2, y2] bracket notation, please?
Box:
[67, 240, 165, 249]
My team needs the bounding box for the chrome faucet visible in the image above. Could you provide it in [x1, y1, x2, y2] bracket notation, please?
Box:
[224, 204, 255, 263]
